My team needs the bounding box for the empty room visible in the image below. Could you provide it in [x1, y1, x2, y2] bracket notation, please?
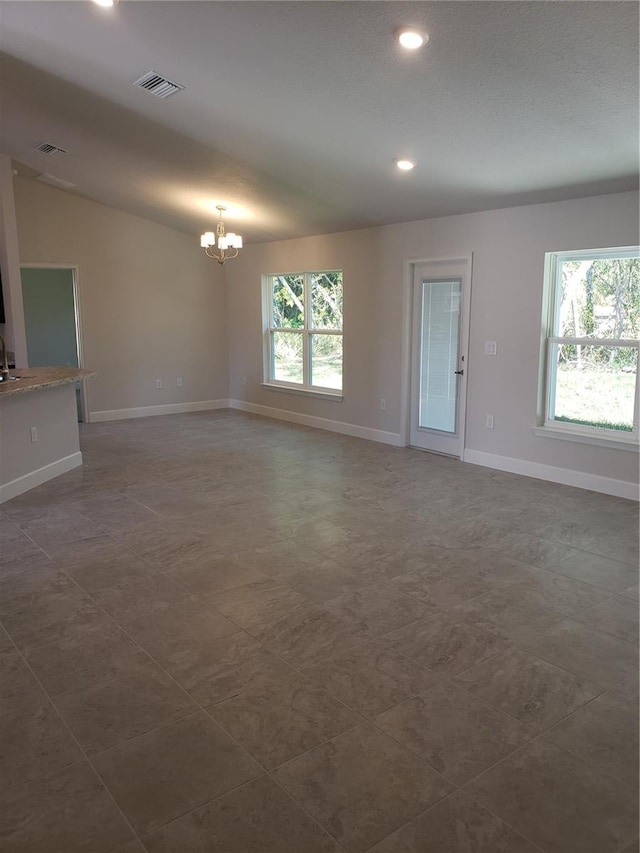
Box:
[0, 2, 638, 852]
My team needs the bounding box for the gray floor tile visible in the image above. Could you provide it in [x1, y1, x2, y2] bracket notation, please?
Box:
[455, 647, 602, 730]
[1, 585, 114, 652]
[166, 550, 270, 597]
[249, 604, 365, 668]
[538, 519, 638, 565]
[620, 584, 639, 600]
[573, 594, 639, 643]
[119, 596, 240, 671]
[92, 711, 260, 835]
[611, 671, 639, 705]
[158, 629, 295, 705]
[465, 738, 639, 853]
[273, 723, 453, 852]
[324, 583, 434, 636]
[453, 589, 569, 645]
[118, 520, 211, 569]
[545, 692, 639, 789]
[384, 611, 509, 677]
[143, 775, 341, 852]
[112, 843, 147, 853]
[0, 650, 47, 713]
[520, 618, 638, 688]
[209, 671, 360, 768]
[554, 550, 639, 593]
[19, 514, 106, 549]
[305, 639, 441, 717]
[0, 566, 79, 615]
[0, 762, 134, 852]
[369, 789, 539, 852]
[0, 699, 82, 788]
[1, 412, 636, 853]
[54, 653, 196, 753]
[497, 567, 611, 618]
[90, 572, 196, 620]
[209, 577, 310, 628]
[375, 681, 534, 785]
[25, 624, 141, 696]
[489, 532, 577, 571]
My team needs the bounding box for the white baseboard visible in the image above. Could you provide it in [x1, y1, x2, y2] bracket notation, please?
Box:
[0, 452, 83, 504]
[90, 399, 230, 423]
[464, 449, 639, 501]
[230, 399, 403, 447]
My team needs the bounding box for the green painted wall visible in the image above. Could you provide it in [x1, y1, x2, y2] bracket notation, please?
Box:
[21, 267, 78, 368]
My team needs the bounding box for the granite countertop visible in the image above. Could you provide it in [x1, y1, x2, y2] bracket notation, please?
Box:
[0, 367, 95, 398]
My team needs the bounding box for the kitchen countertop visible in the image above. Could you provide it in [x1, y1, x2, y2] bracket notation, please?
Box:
[0, 367, 95, 398]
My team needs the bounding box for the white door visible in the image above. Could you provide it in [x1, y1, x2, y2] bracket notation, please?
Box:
[409, 257, 471, 457]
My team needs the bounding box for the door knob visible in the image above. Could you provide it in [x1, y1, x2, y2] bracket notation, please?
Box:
[454, 370, 464, 375]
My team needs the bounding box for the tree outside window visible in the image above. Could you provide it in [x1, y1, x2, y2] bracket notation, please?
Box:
[264, 271, 343, 393]
[543, 248, 639, 437]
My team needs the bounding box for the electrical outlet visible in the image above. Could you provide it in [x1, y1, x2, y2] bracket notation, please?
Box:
[484, 341, 497, 356]
[380, 399, 386, 411]
[155, 379, 163, 389]
[30, 426, 38, 443]
[485, 414, 494, 429]
[176, 377, 183, 387]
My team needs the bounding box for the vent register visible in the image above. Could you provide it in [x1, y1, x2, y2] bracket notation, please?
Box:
[133, 71, 184, 99]
[30, 73, 182, 190]
[35, 142, 68, 157]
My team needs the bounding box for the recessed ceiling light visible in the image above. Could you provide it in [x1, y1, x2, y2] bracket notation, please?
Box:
[93, 0, 118, 7]
[396, 159, 416, 171]
[397, 29, 428, 50]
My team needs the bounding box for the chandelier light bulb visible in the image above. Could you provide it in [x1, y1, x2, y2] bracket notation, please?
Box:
[397, 29, 428, 50]
[199, 206, 243, 265]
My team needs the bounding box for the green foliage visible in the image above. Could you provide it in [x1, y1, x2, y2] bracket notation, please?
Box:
[553, 415, 632, 432]
[559, 257, 640, 370]
[271, 272, 343, 330]
[270, 271, 343, 390]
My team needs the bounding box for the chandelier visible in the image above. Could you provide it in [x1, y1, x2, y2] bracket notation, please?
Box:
[200, 206, 243, 265]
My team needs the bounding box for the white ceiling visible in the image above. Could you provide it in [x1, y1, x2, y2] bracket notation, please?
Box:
[1, 1, 637, 243]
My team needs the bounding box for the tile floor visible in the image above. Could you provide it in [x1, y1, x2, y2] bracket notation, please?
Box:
[0, 410, 638, 853]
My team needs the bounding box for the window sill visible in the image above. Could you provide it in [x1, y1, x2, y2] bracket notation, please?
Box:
[261, 382, 343, 402]
[532, 425, 639, 452]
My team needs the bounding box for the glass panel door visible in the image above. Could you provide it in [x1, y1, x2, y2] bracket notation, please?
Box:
[409, 257, 471, 458]
[419, 279, 461, 433]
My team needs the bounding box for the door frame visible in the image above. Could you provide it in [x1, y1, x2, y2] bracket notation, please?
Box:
[20, 263, 90, 423]
[400, 254, 473, 458]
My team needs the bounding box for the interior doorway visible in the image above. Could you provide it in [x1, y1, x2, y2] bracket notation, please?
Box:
[407, 256, 472, 458]
[20, 265, 87, 422]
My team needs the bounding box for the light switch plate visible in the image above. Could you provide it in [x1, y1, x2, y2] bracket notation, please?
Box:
[484, 341, 497, 356]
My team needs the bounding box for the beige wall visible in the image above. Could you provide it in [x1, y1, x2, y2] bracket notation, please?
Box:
[224, 191, 639, 487]
[0, 383, 80, 500]
[14, 177, 228, 415]
[11, 172, 638, 491]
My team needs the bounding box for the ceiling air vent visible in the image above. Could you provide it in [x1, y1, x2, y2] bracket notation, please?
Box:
[133, 71, 184, 99]
[35, 143, 68, 158]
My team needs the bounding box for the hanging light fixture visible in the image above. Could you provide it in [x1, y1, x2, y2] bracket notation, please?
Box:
[200, 206, 243, 265]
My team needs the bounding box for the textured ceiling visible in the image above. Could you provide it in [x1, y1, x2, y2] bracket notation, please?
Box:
[0, 1, 637, 243]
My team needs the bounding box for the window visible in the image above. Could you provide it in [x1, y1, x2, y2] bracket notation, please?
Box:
[540, 247, 639, 444]
[263, 271, 343, 395]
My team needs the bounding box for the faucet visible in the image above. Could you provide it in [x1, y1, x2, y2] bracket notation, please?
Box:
[0, 334, 10, 381]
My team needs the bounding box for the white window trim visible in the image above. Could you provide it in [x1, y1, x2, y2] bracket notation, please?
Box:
[537, 246, 640, 450]
[262, 270, 343, 397]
